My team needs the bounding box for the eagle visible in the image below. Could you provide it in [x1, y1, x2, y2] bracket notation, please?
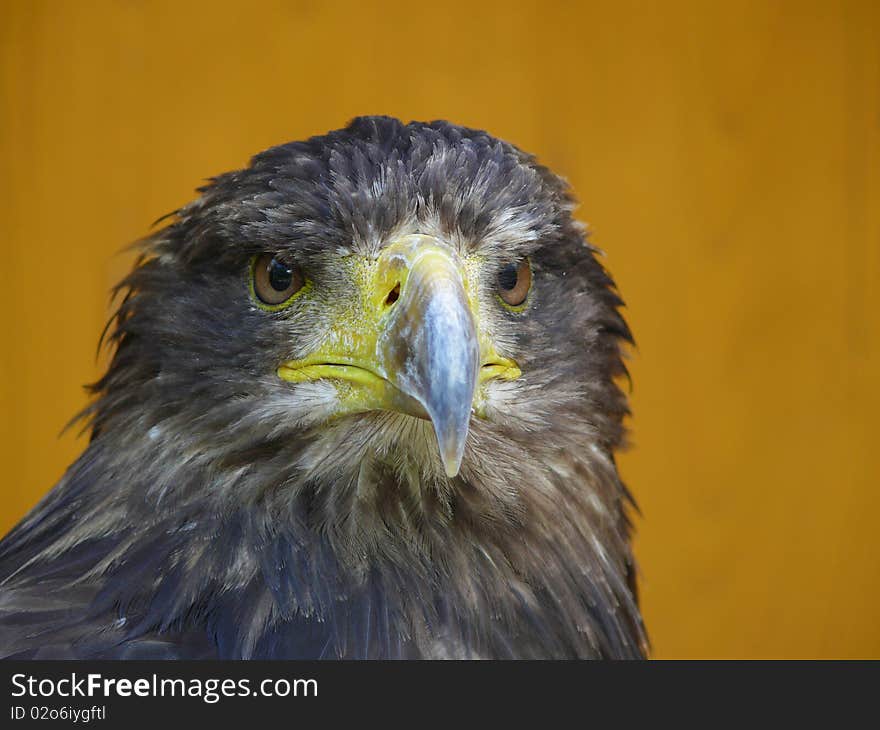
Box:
[0, 117, 645, 659]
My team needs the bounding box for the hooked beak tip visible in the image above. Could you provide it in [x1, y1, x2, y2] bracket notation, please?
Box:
[423, 400, 471, 479]
[440, 443, 465, 478]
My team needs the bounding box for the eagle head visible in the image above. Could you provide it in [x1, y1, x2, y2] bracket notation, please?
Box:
[1, 117, 644, 659]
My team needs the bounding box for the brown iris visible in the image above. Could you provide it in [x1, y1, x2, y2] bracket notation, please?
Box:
[252, 253, 305, 307]
[497, 258, 532, 307]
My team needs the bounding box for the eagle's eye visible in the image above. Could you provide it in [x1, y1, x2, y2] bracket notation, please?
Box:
[497, 258, 532, 308]
[251, 253, 305, 308]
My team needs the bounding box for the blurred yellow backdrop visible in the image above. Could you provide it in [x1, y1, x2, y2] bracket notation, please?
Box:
[1, 0, 877, 658]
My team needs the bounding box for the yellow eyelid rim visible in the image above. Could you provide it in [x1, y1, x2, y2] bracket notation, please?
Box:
[248, 254, 312, 312]
[496, 292, 530, 313]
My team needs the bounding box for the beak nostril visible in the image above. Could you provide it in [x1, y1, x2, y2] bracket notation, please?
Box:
[384, 282, 401, 307]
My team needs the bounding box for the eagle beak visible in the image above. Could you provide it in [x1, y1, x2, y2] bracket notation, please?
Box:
[277, 234, 481, 478]
[375, 236, 480, 477]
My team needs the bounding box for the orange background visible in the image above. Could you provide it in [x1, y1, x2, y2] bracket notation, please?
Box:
[1, 0, 877, 658]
